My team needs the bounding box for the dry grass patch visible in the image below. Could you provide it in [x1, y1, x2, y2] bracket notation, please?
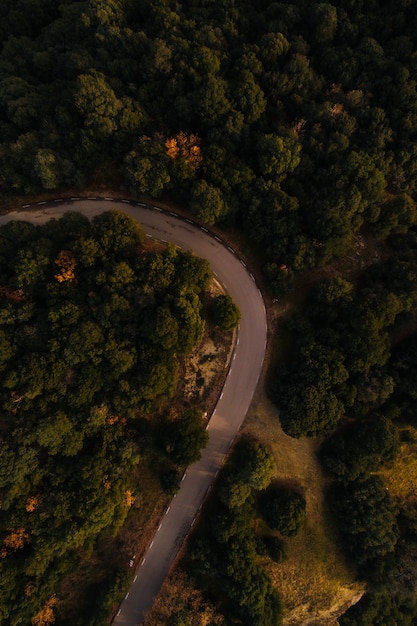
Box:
[380, 426, 417, 506]
[243, 395, 363, 625]
[379, 425, 417, 593]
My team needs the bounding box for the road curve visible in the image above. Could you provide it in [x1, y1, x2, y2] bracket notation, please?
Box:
[0, 198, 267, 625]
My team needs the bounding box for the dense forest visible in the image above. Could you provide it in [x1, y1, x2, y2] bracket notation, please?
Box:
[0, 0, 416, 295]
[1, 0, 417, 624]
[0, 210, 216, 624]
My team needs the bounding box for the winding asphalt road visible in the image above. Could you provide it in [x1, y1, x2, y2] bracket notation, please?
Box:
[0, 198, 268, 625]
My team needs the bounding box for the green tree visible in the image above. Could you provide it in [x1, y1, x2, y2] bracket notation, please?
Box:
[374, 193, 417, 238]
[219, 479, 253, 510]
[14, 244, 50, 291]
[232, 69, 266, 125]
[210, 294, 241, 332]
[92, 209, 145, 259]
[260, 485, 306, 536]
[310, 3, 338, 44]
[274, 342, 347, 437]
[339, 591, 417, 626]
[320, 415, 400, 482]
[332, 476, 399, 575]
[124, 150, 171, 198]
[161, 408, 208, 466]
[173, 292, 205, 354]
[73, 69, 122, 136]
[256, 134, 301, 182]
[233, 436, 276, 491]
[344, 150, 386, 208]
[33, 148, 59, 189]
[189, 179, 227, 225]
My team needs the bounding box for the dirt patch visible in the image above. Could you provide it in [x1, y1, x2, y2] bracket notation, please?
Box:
[176, 278, 235, 418]
[182, 331, 233, 405]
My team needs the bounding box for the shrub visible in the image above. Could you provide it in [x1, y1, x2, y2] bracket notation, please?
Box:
[209, 295, 241, 331]
[260, 485, 306, 536]
[261, 536, 288, 563]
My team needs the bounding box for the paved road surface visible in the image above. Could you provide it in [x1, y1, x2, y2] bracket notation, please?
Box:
[0, 198, 267, 625]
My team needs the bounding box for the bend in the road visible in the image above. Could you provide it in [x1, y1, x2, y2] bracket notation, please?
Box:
[0, 197, 268, 625]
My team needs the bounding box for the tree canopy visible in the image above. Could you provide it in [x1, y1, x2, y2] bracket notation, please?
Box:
[0, 0, 416, 294]
[2, 0, 417, 623]
[0, 210, 213, 624]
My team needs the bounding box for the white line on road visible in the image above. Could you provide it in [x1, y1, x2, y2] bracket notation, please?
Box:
[150, 541, 154, 549]
[166, 506, 170, 514]
[133, 575, 137, 583]
[125, 592, 129, 600]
